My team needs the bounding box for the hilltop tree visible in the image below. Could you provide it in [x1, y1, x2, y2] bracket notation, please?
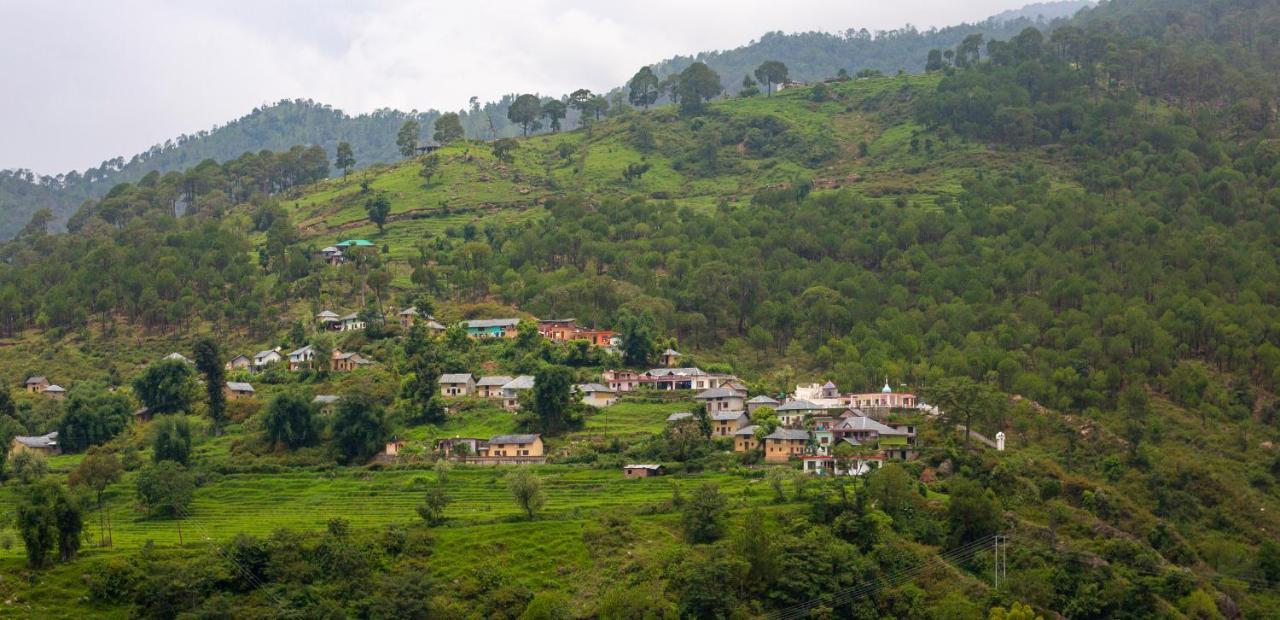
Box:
[335, 141, 356, 176]
[365, 194, 391, 233]
[432, 112, 464, 145]
[192, 336, 227, 436]
[676, 62, 722, 114]
[508, 94, 543, 136]
[262, 392, 319, 449]
[628, 66, 660, 109]
[131, 358, 197, 416]
[569, 89, 594, 121]
[740, 75, 761, 97]
[151, 415, 193, 465]
[57, 383, 132, 453]
[491, 138, 518, 163]
[541, 100, 567, 132]
[331, 390, 389, 464]
[506, 467, 545, 520]
[753, 60, 789, 95]
[396, 119, 420, 158]
[419, 154, 441, 187]
[69, 449, 122, 546]
[927, 377, 1003, 445]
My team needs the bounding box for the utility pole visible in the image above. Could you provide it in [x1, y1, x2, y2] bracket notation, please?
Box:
[993, 535, 1007, 588]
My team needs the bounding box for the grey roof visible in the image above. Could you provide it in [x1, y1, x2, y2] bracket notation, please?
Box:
[226, 382, 255, 392]
[399, 306, 420, 316]
[25, 376, 47, 385]
[14, 432, 58, 448]
[464, 318, 520, 328]
[288, 345, 314, 357]
[767, 428, 812, 441]
[502, 375, 535, 390]
[439, 373, 474, 384]
[165, 352, 192, 363]
[666, 412, 693, 422]
[776, 399, 821, 412]
[578, 383, 614, 393]
[338, 313, 361, 321]
[734, 424, 759, 436]
[822, 381, 837, 389]
[254, 350, 279, 359]
[228, 354, 252, 362]
[489, 433, 540, 445]
[747, 395, 780, 404]
[316, 310, 339, 318]
[320, 246, 339, 253]
[334, 352, 362, 360]
[694, 387, 740, 400]
[709, 410, 747, 422]
[646, 367, 705, 377]
[43, 384, 66, 393]
[662, 348, 680, 356]
[476, 375, 514, 386]
[837, 416, 902, 434]
[625, 464, 664, 470]
[425, 320, 446, 330]
[313, 395, 340, 404]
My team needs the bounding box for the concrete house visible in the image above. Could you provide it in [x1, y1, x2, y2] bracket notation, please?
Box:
[253, 350, 283, 368]
[315, 310, 340, 327]
[643, 367, 706, 390]
[462, 318, 521, 339]
[439, 373, 476, 397]
[10, 432, 59, 456]
[24, 376, 50, 393]
[659, 348, 682, 367]
[746, 394, 780, 414]
[763, 427, 811, 463]
[226, 354, 253, 371]
[224, 381, 255, 400]
[602, 370, 643, 392]
[476, 376, 513, 399]
[335, 313, 365, 332]
[485, 434, 545, 462]
[710, 410, 749, 437]
[437, 437, 487, 457]
[331, 350, 371, 372]
[577, 383, 618, 407]
[500, 375, 535, 411]
[538, 319, 615, 347]
[288, 345, 316, 371]
[398, 307, 420, 329]
[775, 399, 822, 427]
[624, 464, 666, 478]
[313, 394, 340, 415]
[694, 387, 745, 412]
[43, 385, 66, 400]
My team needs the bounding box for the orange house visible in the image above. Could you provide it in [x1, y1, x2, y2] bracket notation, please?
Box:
[486, 434, 544, 458]
[763, 428, 811, 463]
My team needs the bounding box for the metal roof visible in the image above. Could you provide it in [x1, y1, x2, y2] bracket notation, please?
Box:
[489, 434, 540, 445]
[439, 373, 474, 384]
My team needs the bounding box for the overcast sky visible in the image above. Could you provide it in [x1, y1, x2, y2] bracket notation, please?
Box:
[0, 0, 1032, 174]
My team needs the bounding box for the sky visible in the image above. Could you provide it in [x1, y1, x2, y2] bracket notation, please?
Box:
[0, 0, 1034, 175]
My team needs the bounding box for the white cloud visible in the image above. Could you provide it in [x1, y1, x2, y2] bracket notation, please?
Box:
[0, 0, 1030, 173]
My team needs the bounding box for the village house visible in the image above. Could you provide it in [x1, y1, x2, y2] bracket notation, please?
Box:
[642, 367, 706, 390]
[710, 410, 749, 437]
[437, 436, 486, 457]
[775, 399, 823, 427]
[734, 425, 759, 452]
[226, 355, 253, 371]
[399, 307, 443, 331]
[478, 433, 546, 464]
[763, 427, 811, 463]
[313, 394, 340, 414]
[794, 381, 845, 409]
[224, 382, 255, 401]
[831, 414, 915, 459]
[10, 432, 59, 457]
[623, 464, 666, 478]
[315, 310, 340, 327]
[694, 387, 745, 412]
[319, 246, 344, 266]
[462, 318, 521, 338]
[439, 373, 476, 397]
[602, 370, 643, 392]
[475, 376, 513, 399]
[577, 383, 618, 407]
[746, 394, 780, 414]
[847, 382, 918, 411]
[383, 438, 406, 458]
[537, 319, 615, 347]
[288, 345, 316, 371]
[24, 376, 50, 393]
[336, 239, 375, 251]
[335, 313, 365, 332]
[659, 348, 682, 367]
[253, 349, 283, 369]
[43, 385, 66, 400]
[801, 454, 883, 477]
[500, 375, 535, 411]
[331, 350, 371, 372]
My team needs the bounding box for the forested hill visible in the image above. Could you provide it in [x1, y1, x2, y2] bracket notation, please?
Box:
[646, 0, 1092, 86]
[0, 1, 1089, 240]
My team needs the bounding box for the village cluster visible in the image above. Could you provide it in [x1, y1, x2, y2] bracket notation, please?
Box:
[11, 296, 931, 478]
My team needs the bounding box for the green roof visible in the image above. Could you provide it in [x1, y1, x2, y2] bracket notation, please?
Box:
[878, 436, 909, 446]
[337, 239, 374, 247]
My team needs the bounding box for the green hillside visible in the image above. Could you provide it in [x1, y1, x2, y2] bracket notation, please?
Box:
[3, 0, 1280, 617]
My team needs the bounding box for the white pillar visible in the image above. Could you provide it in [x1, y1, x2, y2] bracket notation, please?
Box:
[995, 431, 1006, 451]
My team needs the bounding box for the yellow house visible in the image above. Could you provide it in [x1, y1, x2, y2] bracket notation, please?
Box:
[10, 432, 60, 456]
[734, 426, 760, 453]
[763, 428, 810, 463]
[486, 434, 544, 458]
[710, 411, 749, 437]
